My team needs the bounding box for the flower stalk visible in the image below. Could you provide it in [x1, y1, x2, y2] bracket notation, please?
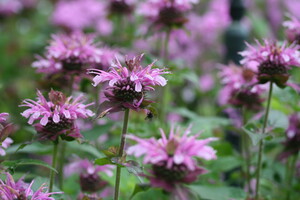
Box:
[159, 29, 171, 123]
[49, 140, 59, 193]
[285, 151, 299, 200]
[255, 81, 273, 200]
[114, 109, 130, 200]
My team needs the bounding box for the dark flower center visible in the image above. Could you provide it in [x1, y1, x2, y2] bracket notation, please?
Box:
[43, 115, 73, 133]
[62, 56, 83, 71]
[152, 161, 188, 182]
[257, 61, 289, 87]
[258, 61, 287, 76]
[229, 89, 263, 111]
[109, 0, 133, 15]
[15, 192, 27, 200]
[80, 173, 107, 193]
[294, 34, 300, 46]
[158, 6, 187, 27]
[113, 78, 143, 102]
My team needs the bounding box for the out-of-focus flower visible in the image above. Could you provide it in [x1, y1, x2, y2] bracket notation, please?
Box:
[109, 0, 135, 15]
[0, 0, 22, 17]
[134, 0, 230, 68]
[33, 32, 103, 75]
[239, 39, 300, 88]
[283, 15, 300, 45]
[65, 158, 113, 195]
[199, 74, 215, 92]
[127, 126, 217, 192]
[20, 90, 94, 141]
[51, 0, 109, 33]
[88, 54, 169, 116]
[138, 0, 199, 28]
[0, 113, 13, 156]
[0, 172, 61, 200]
[218, 64, 266, 111]
[280, 113, 300, 160]
[285, 0, 300, 19]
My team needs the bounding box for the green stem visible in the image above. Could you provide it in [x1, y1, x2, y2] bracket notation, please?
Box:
[242, 107, 251, 195]
[49, 140, 59, 193]
[114, 109, 130, 200]
[159, 29, 171, 123]
[286, 151, 299, 200]
[255, 82, 273, 200]
[57, 141, 66, 189]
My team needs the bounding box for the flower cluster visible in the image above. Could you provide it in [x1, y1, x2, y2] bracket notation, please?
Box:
[239, 39, 300, 88]
[138, 0, 199, 28]
[33, 32, 103, 75]
[20, 90, 94, 141]
[218, 63, 266, 111]
[0, 172, 61, 200]
[283, 15, 300, 45]
[88, 54, 169, 115]
[0, 113, 13, 156]
[127, 126, 217, 192]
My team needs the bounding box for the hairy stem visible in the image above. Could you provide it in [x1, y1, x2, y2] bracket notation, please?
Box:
[255, 82, 273, 200]
[114, 109, 130, 200]
[49, 140, 59, 193]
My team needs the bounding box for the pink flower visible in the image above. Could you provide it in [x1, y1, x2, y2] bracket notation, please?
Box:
[88, 54, 169, 115]
[283, 15, 300, 44]
[218, 63, 266, 111]
[0, 113, 14, 156]
[33, 32, 103, 75]
[127, 126, 217, 192]
[239, 39, 300, 88]
[20, 90, 94, 141]
[51, 0, 107, 32]
[0, 113, 9, 123]
[0, 0, 22, 17]
[0, 172, 62, 200]
[65, 158, 114, 193]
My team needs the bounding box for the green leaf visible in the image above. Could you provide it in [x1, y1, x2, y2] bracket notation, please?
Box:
[242, 123, 267, 146]
[267, 110, 289, 130]
[189, 185, 246, 200]
[2, 159, 58, 173]
[130, 184, 150, 200]
[210, 156, 242, 172]
[94, 157, 113, 166]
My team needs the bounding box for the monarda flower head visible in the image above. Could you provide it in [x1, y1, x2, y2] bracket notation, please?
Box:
[283, 15, 300, 45]
[239, 39, 300, 88]
[218, 63, 266, 111]
[138, 0, 199, 28]
[65, 158, 114, 193]
[0, 113, 13, 156]
[20, 90, 94, 141]
[127, 126, 217, 192]
[88, 54, 169, 116]
[33, 32, 102, 75]
[0, 172, 62, 200]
